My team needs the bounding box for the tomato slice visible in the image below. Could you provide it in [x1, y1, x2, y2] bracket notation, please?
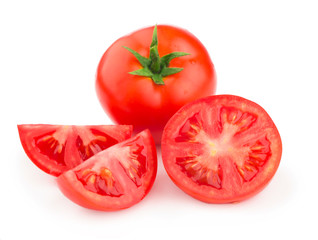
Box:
[57, 129, 157, 211]
[161, 95, 282, 203]
[18, 124, 133, 176]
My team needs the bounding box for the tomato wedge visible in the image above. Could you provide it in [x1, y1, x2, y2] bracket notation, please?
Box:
[57, 129, 157, 211]
[161, 95, 282, 203]
[18, 124, 132, 176]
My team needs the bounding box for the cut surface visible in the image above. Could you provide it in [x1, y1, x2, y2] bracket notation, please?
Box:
[75, 127, 120, 161]
[57, 129, 157, 211]
[34, 129, 69, 166]
[162, 95, 282, 203]
[18, 124, 133, 176]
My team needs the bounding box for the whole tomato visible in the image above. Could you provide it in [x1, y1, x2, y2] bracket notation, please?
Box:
[96, 25, 216, 143]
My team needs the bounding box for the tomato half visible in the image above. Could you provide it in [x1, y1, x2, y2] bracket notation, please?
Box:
[96, 25, 216, 143]
[57, 129, 157, 211]
[161, 95, 282, 203]
[18, 124, 132, 176]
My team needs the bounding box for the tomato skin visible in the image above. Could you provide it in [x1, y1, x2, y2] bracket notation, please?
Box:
[161, 95, 282, 203]
[18, 124, 133, 176]
[96, 25, 216, 143]
[57, 129, 157, 211]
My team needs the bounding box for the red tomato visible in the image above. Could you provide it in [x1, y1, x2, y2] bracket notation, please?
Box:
[161, 95, 282, 203]
[57, 129, 157, 211]
[18, 124, 132, 176]
[96, 25, 216, 143]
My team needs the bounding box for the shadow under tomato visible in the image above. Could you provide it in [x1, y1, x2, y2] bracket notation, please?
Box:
[147, 146, 201, 205]
[237, 167, 295, 210]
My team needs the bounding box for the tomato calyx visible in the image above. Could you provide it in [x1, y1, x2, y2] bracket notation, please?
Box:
[123, 25, 190, 85]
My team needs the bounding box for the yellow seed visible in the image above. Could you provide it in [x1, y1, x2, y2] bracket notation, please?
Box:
[191, 124, 201, 132]
[101, 168, 112, 178]
[245, 165, 254, 172]
[130, 166, 138, 174]
[57, 144, 63, 153]
[249, 154, 261, 159]
[41, 135, 52, 142]
[85, 146, 91, 157]
[184, 158, 195, 164]
[88, 174, 96, 183]
[106, 177, 114, 188]
[95, 136, 107, 142]
[237, 167, 244, 176]
[132, 159, 140, 166]
[129, 170, 135, 179]
[81, 169, 91, 177]
[131, 153, 138, 159]
[250, 145, 263, 151]
[50, 141, 56, 149]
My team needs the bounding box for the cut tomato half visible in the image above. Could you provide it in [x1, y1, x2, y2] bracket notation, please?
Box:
[162, 95, 282, 203]
[57, 129, 157, 211]
[18, 124, 133, 176]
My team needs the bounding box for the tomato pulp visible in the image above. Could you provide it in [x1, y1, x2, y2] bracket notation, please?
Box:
[96, 25, 216, 143]
[57, 129, 157, 211]
[18, 124, 132, 176]
[161, 95, 282, 203]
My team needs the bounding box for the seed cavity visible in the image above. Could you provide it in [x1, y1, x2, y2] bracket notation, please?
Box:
[76, 129, 118, 161]
[219, 106, 257, 135]
[175, 112, 202, 143]
[75, 167, 123, 197]
[121, 140, 147, 187]
[176, 156, 223, 189]
[236, 136, 272, 182]
[34, 131, 66, 166]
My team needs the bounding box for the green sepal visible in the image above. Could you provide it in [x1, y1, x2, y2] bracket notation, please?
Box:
[123, 46, 150, 68]
[160, 52, 190, 67]
[129, 68, 153, 77]
[161, 67, 184, 77]
[123, 25, 190, 85]
[152, 74, 165, 85]
[150, 25, 158, 48]
[149, 45, 161, 73]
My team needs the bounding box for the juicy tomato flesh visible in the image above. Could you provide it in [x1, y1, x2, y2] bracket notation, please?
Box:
[18, 124, 133, 176]
[57, 129, 157, 211]
[162, 95, 282, 203]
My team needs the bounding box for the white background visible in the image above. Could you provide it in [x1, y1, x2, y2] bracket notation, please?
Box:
[1, 0, 317, 239]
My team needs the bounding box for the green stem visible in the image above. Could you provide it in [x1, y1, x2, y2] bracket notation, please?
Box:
[123, 25, 190, 85]
[149, 45, 161, 73]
